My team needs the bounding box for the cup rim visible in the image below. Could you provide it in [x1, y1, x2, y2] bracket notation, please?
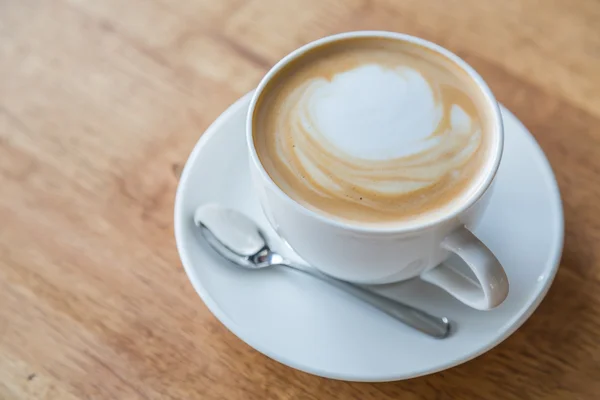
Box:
[246, 30, 504, 234]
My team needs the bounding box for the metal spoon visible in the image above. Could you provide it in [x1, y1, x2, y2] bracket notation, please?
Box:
[193, 204, 451, 339]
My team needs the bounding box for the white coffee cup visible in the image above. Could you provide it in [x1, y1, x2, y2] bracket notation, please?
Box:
[247, 31, 508, 310]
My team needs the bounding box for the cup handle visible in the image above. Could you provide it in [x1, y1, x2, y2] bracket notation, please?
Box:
[420, 227, 509, 310]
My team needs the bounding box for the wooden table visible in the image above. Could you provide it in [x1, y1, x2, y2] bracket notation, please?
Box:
[1, 0, 599, 398]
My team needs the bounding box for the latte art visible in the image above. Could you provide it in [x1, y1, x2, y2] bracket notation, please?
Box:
[254, 39, 492, 224]
[278, 65, 481, 197]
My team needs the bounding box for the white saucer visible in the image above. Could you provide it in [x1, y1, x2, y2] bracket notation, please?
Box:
[174, 92, 564, 382]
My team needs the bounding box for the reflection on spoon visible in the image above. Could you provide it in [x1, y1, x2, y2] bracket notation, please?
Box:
[193, 203, 452, 339]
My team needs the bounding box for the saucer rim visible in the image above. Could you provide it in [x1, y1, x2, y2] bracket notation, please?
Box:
[174, 91, 564, 382]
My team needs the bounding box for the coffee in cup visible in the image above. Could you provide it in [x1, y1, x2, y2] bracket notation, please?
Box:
[252, 37, 495, 226]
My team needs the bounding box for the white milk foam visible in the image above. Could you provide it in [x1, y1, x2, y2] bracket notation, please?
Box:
[284, 64, 479, 195]
[310, 65, 444, 159]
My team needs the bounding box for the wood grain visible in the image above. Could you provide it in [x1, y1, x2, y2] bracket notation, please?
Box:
[1, 0, 599, 398]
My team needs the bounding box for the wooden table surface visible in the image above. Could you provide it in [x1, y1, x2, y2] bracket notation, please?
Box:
[1, 0, 600, 398]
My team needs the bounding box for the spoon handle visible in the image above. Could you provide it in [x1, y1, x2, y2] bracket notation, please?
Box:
[286, 262, 451, 339]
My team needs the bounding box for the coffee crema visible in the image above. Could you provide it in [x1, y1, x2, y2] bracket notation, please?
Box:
[253, 38, 493, 225]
